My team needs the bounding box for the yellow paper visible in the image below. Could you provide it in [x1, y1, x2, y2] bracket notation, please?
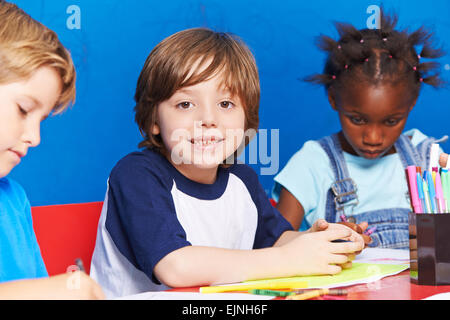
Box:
[242, 263, 408, 289]
[200, 263, 408, 293]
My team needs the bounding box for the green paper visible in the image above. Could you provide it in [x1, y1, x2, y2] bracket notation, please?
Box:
[242, 263, 408, 289]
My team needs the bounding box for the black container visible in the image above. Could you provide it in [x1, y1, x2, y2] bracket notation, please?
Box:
[408, 212, 450, 285]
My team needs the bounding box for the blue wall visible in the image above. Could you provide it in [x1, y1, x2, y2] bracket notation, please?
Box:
[8, 0, 450, 206]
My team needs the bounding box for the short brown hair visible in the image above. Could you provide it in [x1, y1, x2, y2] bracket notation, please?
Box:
[0, 1, 76, 113]
[134, 27, 260, 150]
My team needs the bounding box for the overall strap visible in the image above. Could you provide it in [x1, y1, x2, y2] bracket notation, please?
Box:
[318, 133, 358, 222]
[395, 133, 448, 170]
[393, 134, 423, 168]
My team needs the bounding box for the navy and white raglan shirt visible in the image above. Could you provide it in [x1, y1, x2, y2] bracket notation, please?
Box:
[90, 149, 293, 299]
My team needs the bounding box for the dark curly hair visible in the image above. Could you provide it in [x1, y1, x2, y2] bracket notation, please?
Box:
[305, 7, 445, 99]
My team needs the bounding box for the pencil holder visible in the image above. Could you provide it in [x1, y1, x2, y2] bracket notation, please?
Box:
[408, 212, 450, 285]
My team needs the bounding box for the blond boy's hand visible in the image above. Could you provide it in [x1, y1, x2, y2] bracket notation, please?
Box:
[278, 226, 364, 275]
[49, 271, 105, 300]
[0, 271, 105, 300]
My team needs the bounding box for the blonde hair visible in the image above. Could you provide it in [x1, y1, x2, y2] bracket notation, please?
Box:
[0, 1, 76, 113]
[134, 28, 260, 151]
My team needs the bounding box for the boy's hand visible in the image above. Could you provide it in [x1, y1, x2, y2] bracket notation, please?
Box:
[58, 271, 105, 300]
[309, 219, 367, 248]
[40, 271, 105, 300]
[0, 271, 105, 300]
[337, 221, 372, 248]
[279, 227, 364, 275]
[308, 219, 329, 233]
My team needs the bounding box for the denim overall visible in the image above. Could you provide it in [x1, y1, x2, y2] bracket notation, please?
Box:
[318, 132, 447, 249]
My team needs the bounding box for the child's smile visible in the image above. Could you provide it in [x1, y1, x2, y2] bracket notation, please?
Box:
[190, 135, 225, 151]
[152, 68, 246, 184]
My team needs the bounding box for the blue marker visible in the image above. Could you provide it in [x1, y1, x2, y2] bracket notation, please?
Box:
[425, 170, 437, 213]
[422, 178, 432, 213]
[416, 173, 425, 213]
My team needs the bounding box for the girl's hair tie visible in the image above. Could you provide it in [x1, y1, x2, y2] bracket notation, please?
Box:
[419, 78, 424, 82]
[413, 66, 417, 71]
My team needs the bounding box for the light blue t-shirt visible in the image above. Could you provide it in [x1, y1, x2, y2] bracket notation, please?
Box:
[0, 177, 48, 282]
[273, 129, 430, 230]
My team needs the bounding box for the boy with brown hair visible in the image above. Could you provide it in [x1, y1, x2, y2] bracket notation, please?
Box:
[90, 28, 364, 298]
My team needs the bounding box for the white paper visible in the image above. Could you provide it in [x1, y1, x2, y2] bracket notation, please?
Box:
[355, 248, 410, 265]
[117, 291, 273, 300]
[423, 292, 450, 300]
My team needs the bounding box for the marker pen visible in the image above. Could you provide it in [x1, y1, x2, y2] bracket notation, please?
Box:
[416, 172, 425, 213]
[432, 167, 438, 186]
[435, 172, 445, 213]
[426, 170, 437, 213]
[429, 143, 440, 173]
[407, 166, 421, 213]
[75, 258, 85, 272]
[441, 169, 449, 213]
[364, 226, 377, 236]
[422, 177, 432, 213]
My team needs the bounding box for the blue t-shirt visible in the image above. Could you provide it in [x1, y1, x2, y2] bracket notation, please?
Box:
[273, 129, 431, 230]
[90, 149, 293, 298]
[0, 177, 48, 282]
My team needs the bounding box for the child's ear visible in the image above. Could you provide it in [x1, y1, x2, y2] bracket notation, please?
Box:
[151, 123, 160, 135]
[328, 89, 338, 111]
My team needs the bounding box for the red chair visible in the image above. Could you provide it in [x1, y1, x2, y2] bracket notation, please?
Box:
[31, 202, 103, 276]
[32, 199, 277, 276]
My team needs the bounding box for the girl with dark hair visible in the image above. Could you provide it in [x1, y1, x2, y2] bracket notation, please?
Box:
[273, 9, 448, 249]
